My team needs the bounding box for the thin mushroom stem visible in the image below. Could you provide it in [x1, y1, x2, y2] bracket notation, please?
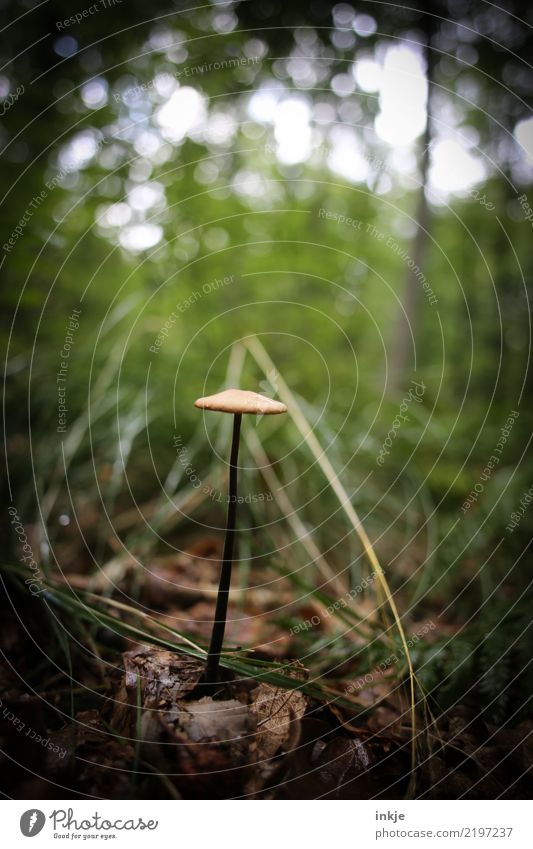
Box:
[204, 412, 242, 683]
[195, 389, 285, 682]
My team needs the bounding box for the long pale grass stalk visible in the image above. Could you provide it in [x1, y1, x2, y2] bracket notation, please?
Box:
[244, 335, 418, 772]
[244, 424, 345, 596]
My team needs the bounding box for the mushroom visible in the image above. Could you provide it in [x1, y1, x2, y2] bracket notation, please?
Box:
[194, 389, 287, 683]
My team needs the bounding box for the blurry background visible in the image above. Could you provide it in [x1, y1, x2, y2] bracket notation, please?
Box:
[1, 0, 533, 743]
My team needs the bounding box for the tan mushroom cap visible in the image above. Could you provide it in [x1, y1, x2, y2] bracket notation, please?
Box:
[194, 388, 287, 415]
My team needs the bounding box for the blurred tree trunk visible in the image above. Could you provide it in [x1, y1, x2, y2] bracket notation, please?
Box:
[389, 16, 436, 392]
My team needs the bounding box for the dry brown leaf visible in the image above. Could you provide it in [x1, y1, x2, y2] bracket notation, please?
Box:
[111, 646, 205, 737]
[108, 646, 308, 797]
[249, 682, 306, 762]
[177, 697, 254, 743]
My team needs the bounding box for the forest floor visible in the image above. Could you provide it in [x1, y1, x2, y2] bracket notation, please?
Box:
[1, 523, 531, 800]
